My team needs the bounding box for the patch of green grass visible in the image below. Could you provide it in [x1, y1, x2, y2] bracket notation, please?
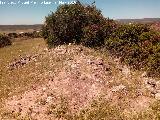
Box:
[74, 99, 123, 120]
[125, 100, 160, 120]
[49, 98, 160, 120]
[0, 110, 32, 120]
[46, 96, 73, 119]
[47, 97, 124, 120]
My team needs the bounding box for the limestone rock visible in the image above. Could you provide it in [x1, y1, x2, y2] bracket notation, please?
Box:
[95, 58, 103, 65]
[112, 84, 126, 92]
[156, 81, 160, 90]
[147, 79, 156, 88]
[155, 93, 160, 100]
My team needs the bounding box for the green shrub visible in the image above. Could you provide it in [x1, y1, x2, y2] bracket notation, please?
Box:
[32, 31, 42, 38]
[105, 24, 160, 77]
[0, 34, 12, 48]
[146, 47, 160, 77]
[16, 32, 42, 38]
[82, 19, 116, 48]
[42, 25, 49, 39]
[81, 24, 104, 47]
[42, 2, 115, 47]
[8, 33, 18, 38]
[108, 24, 150, 44]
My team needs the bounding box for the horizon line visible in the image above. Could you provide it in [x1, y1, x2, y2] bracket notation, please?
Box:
[0, 17, 160, 25]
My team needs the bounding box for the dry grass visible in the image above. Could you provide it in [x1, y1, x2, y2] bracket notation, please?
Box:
[0, 38, 46, 106]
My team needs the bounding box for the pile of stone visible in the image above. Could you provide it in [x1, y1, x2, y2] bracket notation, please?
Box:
[8, 55, 38, 70]
[145, 78, 160, 100]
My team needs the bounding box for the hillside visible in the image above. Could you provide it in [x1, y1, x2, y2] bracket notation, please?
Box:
[0, 24, 42, 33]
[117, 18, 160, 24]
[0, 39, 160, 119]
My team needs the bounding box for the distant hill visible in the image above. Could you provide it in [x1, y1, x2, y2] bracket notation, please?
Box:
[0, 24, 43, 33]
[117, 18, 160, 24]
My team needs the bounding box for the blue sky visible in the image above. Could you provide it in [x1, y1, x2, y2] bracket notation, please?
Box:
[0, 0, 160, 25]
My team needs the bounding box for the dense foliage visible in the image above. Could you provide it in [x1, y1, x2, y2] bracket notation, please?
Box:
[105, 24, 160, 77]
[42, 2, 116, 47]
[82, 19, 116, 47]
[0, 34, 12, 48]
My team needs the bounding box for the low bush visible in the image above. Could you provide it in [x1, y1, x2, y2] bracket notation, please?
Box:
[105, 24, 160, 77]
[82, 24, 104, 47]
[32, 31, 42, 38]
[8, 33, 18, 38]
[0, 34, 12, 48]
[17, 32, 42, 38]
[82, 19, 116, 48]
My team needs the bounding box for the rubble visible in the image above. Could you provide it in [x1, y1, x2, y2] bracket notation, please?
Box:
[8, 54, 39, 70]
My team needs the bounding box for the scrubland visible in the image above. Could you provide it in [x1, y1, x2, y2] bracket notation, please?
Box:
[0, 1, 160, 120]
